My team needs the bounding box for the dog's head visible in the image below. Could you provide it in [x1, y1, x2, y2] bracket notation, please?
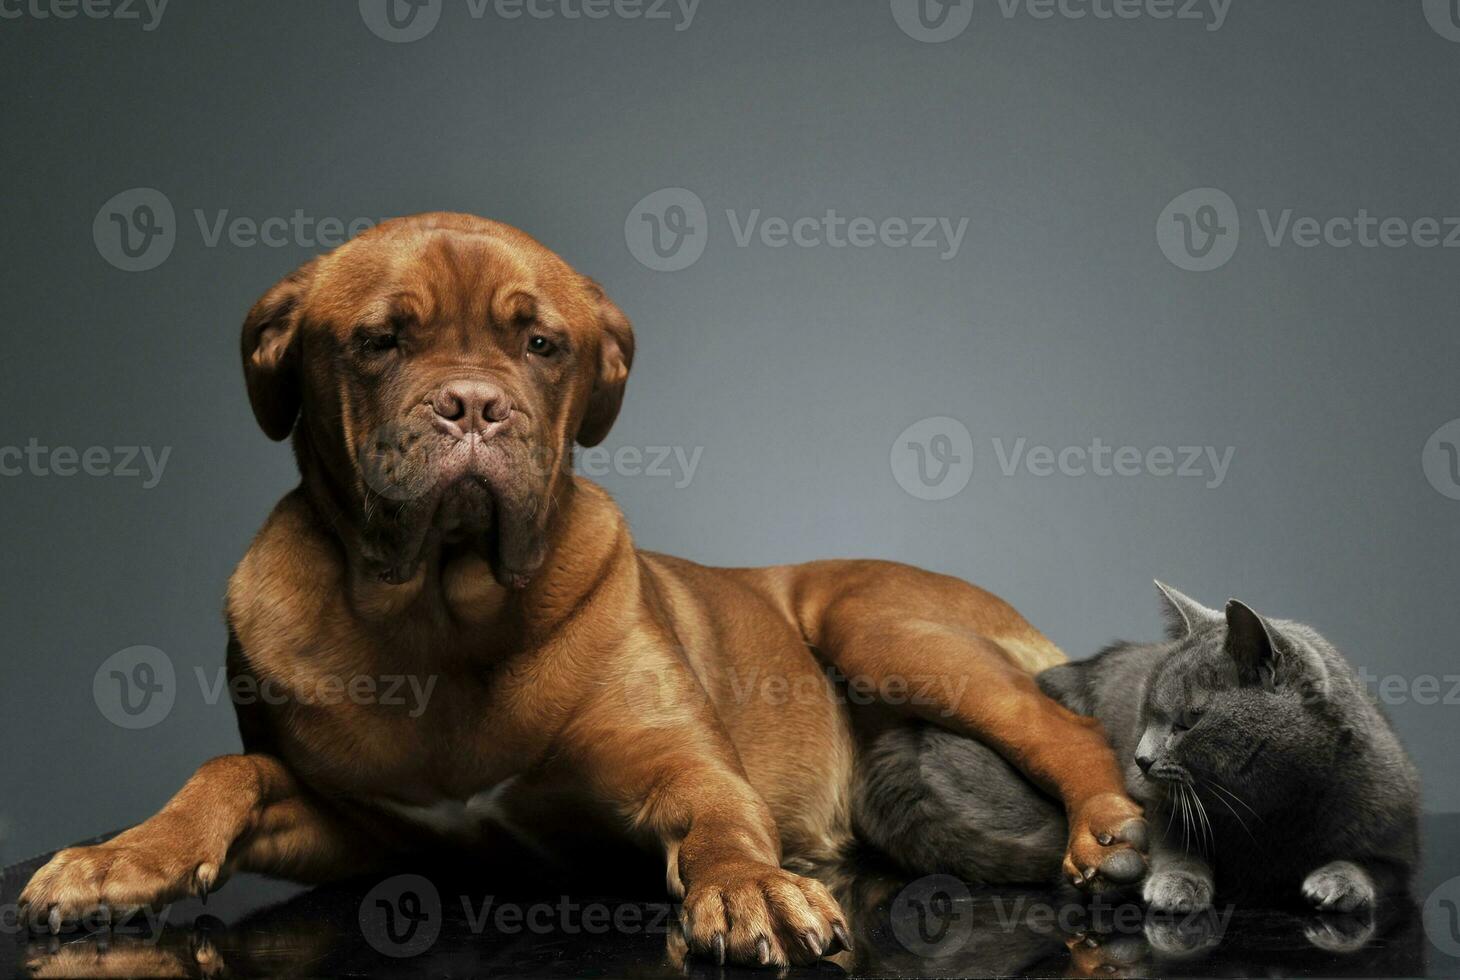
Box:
[241, 213, 634, 588]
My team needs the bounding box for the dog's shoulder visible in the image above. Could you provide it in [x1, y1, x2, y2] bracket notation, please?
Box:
[226, 488, 346, 660]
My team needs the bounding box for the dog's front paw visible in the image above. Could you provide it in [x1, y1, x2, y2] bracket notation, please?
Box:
[1064, 792, 1148, 890]
[19, 822, 223, 932]
[1142, 866, 1214, 913]
[1301, 861, 1377, 913]
[680, 863, 851, 968]
[1065, 930, 1151, 978]
[24, 933, 227, 980]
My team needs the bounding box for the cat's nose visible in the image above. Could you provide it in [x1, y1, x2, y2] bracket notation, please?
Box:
[1134, 728, 1161, 775]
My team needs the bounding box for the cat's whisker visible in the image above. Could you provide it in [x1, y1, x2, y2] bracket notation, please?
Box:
[1206, 815, 1216, 856]
[1187, 784, 1204, 857]
[1179, 783, 1194, 855]
[1174, 785, 1184, 854]
[1191, 783, 1215, 858]
[1177, 785, 1187, 854]
[1185, 783, 1205, 858]
[1206, 779, 1263, 823]
[1202, 780, 1257, 844]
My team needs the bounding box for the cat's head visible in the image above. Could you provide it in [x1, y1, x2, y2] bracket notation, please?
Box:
[1131, 583, 1339, 811]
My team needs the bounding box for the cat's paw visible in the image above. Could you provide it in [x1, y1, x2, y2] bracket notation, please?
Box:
[1301, 861, 1376, 913]
[1303, 912, 1377, 954]
[1141, 866, 1214, 913]
[1143, 908, 1224, 959]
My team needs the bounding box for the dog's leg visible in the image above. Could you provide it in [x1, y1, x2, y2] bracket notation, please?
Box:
[567, 665, 852, 969]
[19, 754, 367, 929]
[791, 566, 1148, 889]
[826, 615, 1144, 886]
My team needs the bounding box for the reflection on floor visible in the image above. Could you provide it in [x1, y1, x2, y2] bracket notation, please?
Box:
[5, 815, 1457, 979]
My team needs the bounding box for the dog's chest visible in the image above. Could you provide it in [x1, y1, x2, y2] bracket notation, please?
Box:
[231, 566, 589, 844]
[302, 720, 555, 847]
[275, 661, 572, 841]
[367, 778, 521, 839]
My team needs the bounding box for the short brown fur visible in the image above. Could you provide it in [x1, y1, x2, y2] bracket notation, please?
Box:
[22, 214, 1143, 968]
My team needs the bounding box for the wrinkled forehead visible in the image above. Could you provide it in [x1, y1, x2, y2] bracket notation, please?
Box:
[301, 222, 592, 335]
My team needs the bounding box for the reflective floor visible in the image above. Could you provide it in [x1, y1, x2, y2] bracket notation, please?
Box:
[5, 815, 1458, 978]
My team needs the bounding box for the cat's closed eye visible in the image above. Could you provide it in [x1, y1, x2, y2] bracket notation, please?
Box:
[1173, 707, 1205, 732]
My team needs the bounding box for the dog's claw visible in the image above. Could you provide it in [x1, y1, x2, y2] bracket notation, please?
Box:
[832, 922, 854, 954]
[799, 929, 823, 958]
[193, 862, 219, 905]
[755, 936, 770, 965]
[711, 932, 726, 965]
[48, 907, 61, 935]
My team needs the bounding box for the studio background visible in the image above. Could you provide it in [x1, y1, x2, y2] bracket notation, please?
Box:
[2, 0, 1457, 865]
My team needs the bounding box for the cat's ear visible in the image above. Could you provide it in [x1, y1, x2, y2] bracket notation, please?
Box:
[1225, 599, 1278, 688]
[1155, 581, 1222, 639]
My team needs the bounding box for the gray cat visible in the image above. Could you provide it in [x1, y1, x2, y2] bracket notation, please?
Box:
[856, 584, 1420, 912]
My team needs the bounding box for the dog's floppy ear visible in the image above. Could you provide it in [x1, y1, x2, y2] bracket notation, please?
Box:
[241, 259, 316, 441]
[576, 279, 635, 448]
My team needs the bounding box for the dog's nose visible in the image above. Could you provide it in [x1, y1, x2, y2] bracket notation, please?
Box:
[431, 380, 512, 436]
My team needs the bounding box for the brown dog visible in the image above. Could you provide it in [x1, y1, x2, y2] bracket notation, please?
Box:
[21, 213, 1145, 968]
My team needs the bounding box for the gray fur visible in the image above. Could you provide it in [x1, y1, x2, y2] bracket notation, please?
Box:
[855, 586, 1420, 910]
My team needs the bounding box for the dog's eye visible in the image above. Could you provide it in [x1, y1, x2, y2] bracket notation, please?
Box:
[358, 332, 399, 355]
[527, 335, 557, 356]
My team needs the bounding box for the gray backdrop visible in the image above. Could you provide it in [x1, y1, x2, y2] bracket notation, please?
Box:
[2, 0, 1458, 865]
